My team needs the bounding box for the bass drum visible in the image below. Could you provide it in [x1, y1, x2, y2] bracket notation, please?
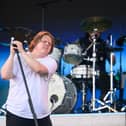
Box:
[48, 73, 77, 114]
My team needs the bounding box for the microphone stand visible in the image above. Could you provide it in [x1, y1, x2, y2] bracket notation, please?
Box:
[11, 37, 38, 126]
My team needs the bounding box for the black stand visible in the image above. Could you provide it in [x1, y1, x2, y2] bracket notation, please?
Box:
[81, 78, 90, 112]
[15, 49, 38, 126]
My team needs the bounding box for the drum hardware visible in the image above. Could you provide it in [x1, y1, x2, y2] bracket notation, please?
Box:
[80, 16, 112, 33]
[71, 64, 93, 112]
[82, 40, 95, 56]
[80, 79, 89, 112]
[90, 34, 118, 112]
[103, 34, 117, 104]
[49, 47, 62, 66]
[63, 43, 82, 65]
[71, 65, 93, 79]
[70, 74, 90, 113]
[48, 73, 77, 114]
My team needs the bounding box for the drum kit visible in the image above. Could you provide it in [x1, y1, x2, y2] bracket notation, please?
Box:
[0, 17, 125, 114]
[48, 16, 125, 113]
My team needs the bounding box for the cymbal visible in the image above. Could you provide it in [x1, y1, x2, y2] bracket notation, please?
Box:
[116, 35, 126, 46]
[80, 16, 112, 32]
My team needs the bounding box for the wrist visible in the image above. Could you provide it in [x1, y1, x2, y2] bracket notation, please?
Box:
[20, 50, 26, 55]
[9, 53, 15, 58]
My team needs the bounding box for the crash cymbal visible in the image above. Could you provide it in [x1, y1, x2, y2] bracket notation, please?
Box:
[80, 16, 112, 32]
[116, 35, 126, 46]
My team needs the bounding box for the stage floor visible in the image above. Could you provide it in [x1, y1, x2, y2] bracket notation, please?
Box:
[0, 112, 126, 126]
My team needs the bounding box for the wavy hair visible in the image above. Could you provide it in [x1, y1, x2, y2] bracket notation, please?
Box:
[28, 31, 55, 54]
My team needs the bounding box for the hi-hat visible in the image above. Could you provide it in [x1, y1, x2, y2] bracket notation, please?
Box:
[80, 16, 112, 32]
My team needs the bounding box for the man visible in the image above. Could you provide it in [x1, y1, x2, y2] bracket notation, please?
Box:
[1, 31, 57, 126]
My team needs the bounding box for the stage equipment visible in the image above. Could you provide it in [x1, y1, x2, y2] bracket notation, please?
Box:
[63, 44, 82, 65]
[80, 16, 112, 33]
[71, 65, 93, 79]
[89, 34, 117, 112]
[103, 34, 117, 105]
[48, 73, 77, 114]
[49, 47, 62, 64]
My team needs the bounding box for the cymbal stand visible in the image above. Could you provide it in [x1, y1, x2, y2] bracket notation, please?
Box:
[81, 78, 86, 111]
[91, 35, 117, 112]
[103, 34, 117, 107]
[81, 42, 95, 112]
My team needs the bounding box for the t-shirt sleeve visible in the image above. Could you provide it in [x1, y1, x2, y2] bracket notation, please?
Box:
[38, 56, 58, 76]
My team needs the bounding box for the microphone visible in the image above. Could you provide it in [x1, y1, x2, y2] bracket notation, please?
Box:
[11, 37, 17, 47]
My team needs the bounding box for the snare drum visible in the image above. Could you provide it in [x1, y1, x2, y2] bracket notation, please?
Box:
[48, 73, 77, 114]
[71, 65, 93, 78]
[63, 44, 82, 65]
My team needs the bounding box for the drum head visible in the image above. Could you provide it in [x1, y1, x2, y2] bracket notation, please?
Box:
[48, 73, 77, 114]
[64, 54, 82, 65]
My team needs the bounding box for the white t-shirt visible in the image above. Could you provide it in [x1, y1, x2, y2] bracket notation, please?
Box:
[6, 54, 57, 119]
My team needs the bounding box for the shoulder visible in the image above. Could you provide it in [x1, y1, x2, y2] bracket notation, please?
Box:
[38, 56, 58, 72]
[38, 56, 57, 65]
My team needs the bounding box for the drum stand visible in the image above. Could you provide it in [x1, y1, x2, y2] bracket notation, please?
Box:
[81, 77, 89, 112]
[103, 35, 117, 107]
[91, 36, 117, 112]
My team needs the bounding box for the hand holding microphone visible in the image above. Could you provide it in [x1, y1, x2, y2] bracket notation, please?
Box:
[10, 37, 24, 54]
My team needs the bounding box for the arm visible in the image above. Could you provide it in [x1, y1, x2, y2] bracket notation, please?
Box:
[21, 51, 49, 75]
[13, 41, 49, 75]
[1, 44, 16, 80]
